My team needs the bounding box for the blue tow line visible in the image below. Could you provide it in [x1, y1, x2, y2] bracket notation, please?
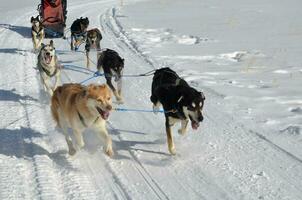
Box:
[78, 70, 156, 84]
[114, 108, 165, 113]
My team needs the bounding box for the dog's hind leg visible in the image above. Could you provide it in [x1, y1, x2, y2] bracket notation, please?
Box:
[165, 117, 176, 155]
[59, 112, 76, 155]
[93, 120, 114, 157]
[178, 120, 189, 135]
[85, 43, 90, 68]
[97, 52, 104, 73]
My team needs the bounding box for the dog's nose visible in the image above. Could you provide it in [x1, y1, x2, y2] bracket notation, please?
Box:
[106, 105, 112, 111]
[46, 52, 50, 56]
[198, 115, 204, 122]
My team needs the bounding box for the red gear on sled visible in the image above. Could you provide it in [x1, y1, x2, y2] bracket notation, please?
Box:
[38, 0, 67, 38]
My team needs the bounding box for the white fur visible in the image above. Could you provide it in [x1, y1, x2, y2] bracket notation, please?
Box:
[38, 43, 61, 96]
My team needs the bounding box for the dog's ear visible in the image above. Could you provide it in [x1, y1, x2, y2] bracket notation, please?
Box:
[200, 92, 205, 101]
[30, 16, 34, 23]
[50, 40, 54, 47]
[41, 43, 45, 48]
[96, 29, 102, 38]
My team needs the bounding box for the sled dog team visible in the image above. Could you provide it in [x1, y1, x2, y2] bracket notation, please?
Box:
[31, 16, 205, 157]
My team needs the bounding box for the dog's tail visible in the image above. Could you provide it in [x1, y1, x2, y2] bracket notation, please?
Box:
[51, 87, 61, 128]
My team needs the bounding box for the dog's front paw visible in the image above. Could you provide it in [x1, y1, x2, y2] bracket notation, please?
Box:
[68, 147, 76, 156]
[168, 145, 176, 155]
[105, 148, 114, 158]
[78, 141, 85, 149]
[178, 129, 186, 135]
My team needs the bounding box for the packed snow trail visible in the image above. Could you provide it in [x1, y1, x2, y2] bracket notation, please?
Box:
[0, 0, 302, 200]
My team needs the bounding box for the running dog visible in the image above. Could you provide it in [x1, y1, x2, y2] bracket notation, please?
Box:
[150, 67, 205, 155]
[51, 83, 114, 157]
[70, 17, 89, 51]
[85, 28, 102, 68]
[97, 49, 124, 104]
[37, 40, 61, 96]
[31, 16, 44, 51]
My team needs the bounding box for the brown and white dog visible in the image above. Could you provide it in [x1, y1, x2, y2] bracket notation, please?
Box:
[37, 40, 61, 96]
[31, 16, 44, 51]
[51, 83, 114, 157]
[85, 28, 102, 68]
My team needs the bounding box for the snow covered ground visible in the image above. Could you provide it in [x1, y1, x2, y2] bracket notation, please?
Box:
[0, 0, 301, 199]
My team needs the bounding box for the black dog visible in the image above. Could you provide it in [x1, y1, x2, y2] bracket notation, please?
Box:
[97, 49, 124, 103]
[85, 28, 102, 68]
[70, 17, 89, 51]
[150, 67, 205, 155]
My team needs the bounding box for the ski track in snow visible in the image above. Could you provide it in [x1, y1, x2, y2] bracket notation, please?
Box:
[0, 0, 302, 200]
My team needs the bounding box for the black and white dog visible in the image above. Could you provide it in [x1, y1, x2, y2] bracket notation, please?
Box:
[31, 16, 44, 51]
[37, 40, 61, 96]
[85, 28, 102, 68]
[70, 17, 89, 51]
[150, 67, 205, 155]
[97, 49, 124, 104]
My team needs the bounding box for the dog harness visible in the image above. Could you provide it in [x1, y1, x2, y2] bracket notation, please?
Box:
[41, 66, 58, 77]
[77, 110, 99, 127]
[32, 26, 43, 38]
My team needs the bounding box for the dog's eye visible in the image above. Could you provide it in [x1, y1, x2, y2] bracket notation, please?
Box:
[199, 102, 202, 107]
[192, 102, 196, 108]
[97, 99, 102, 102]
[107, 97, 111, 101]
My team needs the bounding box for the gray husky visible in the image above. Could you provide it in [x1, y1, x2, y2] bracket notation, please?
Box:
[37, 40, 61, 96]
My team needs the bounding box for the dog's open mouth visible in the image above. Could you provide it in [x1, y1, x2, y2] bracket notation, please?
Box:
[96, 106, 110, 120]
[189, 116, 200, 130]
[45, 54, 53, 64]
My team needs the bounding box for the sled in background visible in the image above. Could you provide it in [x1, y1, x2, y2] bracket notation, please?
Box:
[38, 0, 67, 38]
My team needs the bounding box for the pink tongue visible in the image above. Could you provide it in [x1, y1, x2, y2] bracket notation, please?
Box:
[45, 56, 51, 64]
[191, 121, 200, 130]
[102, 111, 110, 120]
